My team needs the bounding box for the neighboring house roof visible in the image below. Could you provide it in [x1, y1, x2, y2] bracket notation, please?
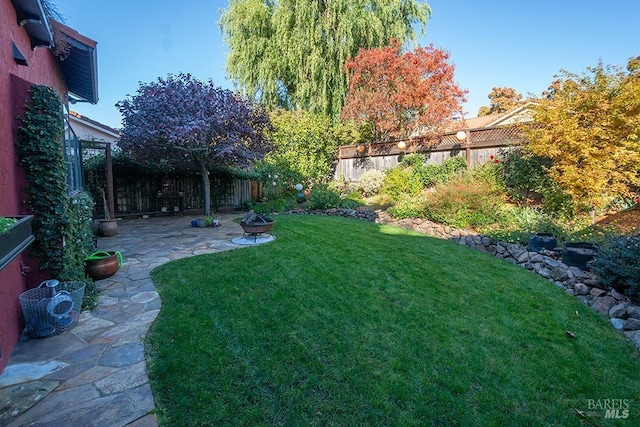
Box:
[460, 113, 506, 130]
[445, 102, 536, 132]
[483, 102, 535, 127]
[69, 110, 120, 143]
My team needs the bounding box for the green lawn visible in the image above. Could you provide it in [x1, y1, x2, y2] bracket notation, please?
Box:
[146, 215, 639, 426]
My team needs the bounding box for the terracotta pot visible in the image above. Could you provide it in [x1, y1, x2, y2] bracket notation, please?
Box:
[99, 219, 118, 237]
[85, 251, 122, 280]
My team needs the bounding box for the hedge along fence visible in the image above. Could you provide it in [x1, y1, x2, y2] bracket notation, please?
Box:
[85, 163, 260, 217]
[335, 125, 524, 181]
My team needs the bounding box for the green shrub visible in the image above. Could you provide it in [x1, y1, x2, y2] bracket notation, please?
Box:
[399, 153, 425, 168]
[387, 194, 426, 219]
[590, 234, 640, 301]
[341, 191, 365, 209]
[423, 175, 507, 229]
[307, 184, 343, 209]
[500, 147, 549, 199]
[500, 147, 574, 218]
[417, 156, 467, 187]
[333, 175, 357, 198]
[17, 85, 96, 308]
[265, 109, 363, 184]
[480, 206, 567, 245]
[246, 195, 296, 214]
[380, 156, 467, 203]
[381, 167, 420, 200]
[471, 159, 506, 191]
[357, 169, 385, 197]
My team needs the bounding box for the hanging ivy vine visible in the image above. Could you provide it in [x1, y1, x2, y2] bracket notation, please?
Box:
[17, 85, 97, 308]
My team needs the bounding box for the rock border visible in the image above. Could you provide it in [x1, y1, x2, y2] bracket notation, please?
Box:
[287, 207, 640, 350]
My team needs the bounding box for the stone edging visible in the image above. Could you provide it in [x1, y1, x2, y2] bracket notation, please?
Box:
[287, 207, 640, 350]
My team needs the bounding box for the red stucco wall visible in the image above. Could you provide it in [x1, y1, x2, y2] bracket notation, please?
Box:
[1, 0, 69, 372]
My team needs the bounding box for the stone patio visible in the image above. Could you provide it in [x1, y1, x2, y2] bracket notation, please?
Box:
[0, 212, 249, 426]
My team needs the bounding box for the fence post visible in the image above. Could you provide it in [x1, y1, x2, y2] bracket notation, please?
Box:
[105, 142, 115, 217]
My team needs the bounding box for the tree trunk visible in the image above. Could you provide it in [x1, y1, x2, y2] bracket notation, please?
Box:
[198, 159, 211, 216]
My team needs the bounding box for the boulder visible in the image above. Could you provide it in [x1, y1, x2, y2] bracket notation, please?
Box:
[591, 296, 616, 317]
[609, 303, 629, 319]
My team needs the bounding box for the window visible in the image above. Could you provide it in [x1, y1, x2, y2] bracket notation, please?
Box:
[63, 107, 84, 195]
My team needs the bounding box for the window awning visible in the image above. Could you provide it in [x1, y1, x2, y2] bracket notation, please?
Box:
[52, 21, 99, 105]
[11, 1, 99, 105]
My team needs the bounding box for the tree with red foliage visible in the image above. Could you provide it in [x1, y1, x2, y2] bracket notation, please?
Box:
[342, 41, 467, 141]
[117, 73, 272, 216]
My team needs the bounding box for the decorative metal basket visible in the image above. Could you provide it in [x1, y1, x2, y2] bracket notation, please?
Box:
[19, 280, 85, 338]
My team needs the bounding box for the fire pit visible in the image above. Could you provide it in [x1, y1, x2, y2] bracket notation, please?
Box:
[239, 211, 275, 242]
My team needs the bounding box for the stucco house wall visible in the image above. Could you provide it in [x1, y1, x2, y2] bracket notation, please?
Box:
[0, 0, 89, 372]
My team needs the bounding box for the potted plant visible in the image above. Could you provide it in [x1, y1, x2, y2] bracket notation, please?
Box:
[202, 216, 221, 227]
[85, 250, 122, 280]
[0, 215, 35, 270]
[98, 188, 118, 237]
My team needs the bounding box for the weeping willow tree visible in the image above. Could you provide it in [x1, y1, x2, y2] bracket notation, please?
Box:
[220, 0, 431, 120]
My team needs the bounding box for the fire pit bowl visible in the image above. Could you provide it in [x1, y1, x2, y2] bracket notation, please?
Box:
[240, 221, 275, 234]
[239, 210, 275, 241]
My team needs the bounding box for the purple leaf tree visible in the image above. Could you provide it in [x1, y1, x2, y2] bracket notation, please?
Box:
[117, 73, 272, 216]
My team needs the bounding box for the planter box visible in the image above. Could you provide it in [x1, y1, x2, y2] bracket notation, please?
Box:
[0, 215, 35, 270]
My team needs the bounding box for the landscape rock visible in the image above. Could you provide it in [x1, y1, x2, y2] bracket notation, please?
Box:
[624, 318, 640, 331]
[611, 318, 625, 330]
[589, 288, 608, 297]
[626, 331, 640, 348]
[609, 303, 629, 319]
[591, 296, 616, 316]
[549, 267, 569, 282]
[627, 305, 640, 320]
[574, 283, 591, 296]
[609, 288, 628, 302]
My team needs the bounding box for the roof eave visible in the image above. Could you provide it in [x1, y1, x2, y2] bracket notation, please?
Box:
[51, 20, 99, 105]
[11, 0, 54, 49]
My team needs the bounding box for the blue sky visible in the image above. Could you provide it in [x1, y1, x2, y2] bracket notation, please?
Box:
[55, 0, 640, 130]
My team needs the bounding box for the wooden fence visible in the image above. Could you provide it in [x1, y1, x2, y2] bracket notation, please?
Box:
[334, 125, 523, 181]
[85, 170, 261, 218]
[85, 125, 523, 216]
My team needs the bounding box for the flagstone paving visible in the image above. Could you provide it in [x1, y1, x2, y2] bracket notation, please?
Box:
[0, 212, 252, 426]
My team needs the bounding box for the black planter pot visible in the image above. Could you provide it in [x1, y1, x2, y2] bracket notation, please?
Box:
[528, 233, 558, 253]
[0, 215, 35, 270]
[562, 242, 599, 271]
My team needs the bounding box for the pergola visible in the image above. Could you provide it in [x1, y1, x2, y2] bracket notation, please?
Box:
[82, 141, 115, 217]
